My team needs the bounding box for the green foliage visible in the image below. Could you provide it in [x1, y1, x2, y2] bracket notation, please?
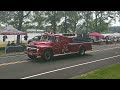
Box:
[0, 11, 119, 34]
[88, 19, 109, 32]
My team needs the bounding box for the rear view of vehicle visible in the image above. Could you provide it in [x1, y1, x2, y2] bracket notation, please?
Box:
[28, 36, 41, 44]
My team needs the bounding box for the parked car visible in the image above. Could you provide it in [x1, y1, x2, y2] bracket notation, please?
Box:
[28, 36, 41, 44]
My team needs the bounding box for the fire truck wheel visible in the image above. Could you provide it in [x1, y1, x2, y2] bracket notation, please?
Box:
[28, 54, 37, 60]
[42, 49, 53, 61]
[78, 46, 85, 56]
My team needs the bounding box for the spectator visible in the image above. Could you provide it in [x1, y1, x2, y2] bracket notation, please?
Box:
[114, 37, 117, 44]
[24, 35, 28, 41]
[11, 41, 16, 46]
[3, 35, 7, 42]
[105, 36, 109, 44]
[7, 41, 11, 46]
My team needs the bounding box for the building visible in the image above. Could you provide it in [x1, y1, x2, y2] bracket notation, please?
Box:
[26, 29, 45, 33]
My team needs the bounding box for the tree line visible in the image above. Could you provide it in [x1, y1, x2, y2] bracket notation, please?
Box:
[0, 11, 119, 43]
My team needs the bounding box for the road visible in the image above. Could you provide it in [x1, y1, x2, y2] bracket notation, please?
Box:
[0, 44, 120, 79]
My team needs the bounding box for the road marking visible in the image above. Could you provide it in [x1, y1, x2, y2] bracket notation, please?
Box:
[87, 47, 120, 53]
[21, 54, 120, 79]
[0, 60, 29, 67]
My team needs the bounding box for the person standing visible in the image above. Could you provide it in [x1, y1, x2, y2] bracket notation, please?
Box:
[24, 35, 28, 41]
[11, 41, 16, 46]
[7, 41, 11, 46]
[3, 35, 7, 42]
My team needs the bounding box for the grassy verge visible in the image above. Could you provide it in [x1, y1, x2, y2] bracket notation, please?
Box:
[72, 63, 120, 79]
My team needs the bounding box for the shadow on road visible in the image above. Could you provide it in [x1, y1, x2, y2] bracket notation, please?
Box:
[29, 53, 93, 64]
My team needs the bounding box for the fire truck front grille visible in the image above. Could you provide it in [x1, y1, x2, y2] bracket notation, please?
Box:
[26, 47, 37, 52]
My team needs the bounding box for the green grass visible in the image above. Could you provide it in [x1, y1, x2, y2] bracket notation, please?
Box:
[72, 63, 120, 79]
[0, 41, 5, 47]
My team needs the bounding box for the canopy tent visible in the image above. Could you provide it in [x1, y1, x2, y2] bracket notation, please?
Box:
[0, 25, 27, 35]
[0, 25, 27, 54]
[113, 33, 120, 37]
[102, 33, 114, 38]
[88, 32, 103, 37]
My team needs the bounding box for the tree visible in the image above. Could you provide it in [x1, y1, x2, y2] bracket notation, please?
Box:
[32, 11, 46, 30]
[0, 11, 15, 26]
[80, 11, 93, 33]
[45, 11, 62, 33]
[68, 11, 82, 33]
[0, 11, 31, 44]
[59, 11, 82, 33]
[91, 11, 117, 33]
[88, 19, 109, 33]
[16, 11, 31, 44]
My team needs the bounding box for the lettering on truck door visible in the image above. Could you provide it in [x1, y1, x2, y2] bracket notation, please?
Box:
[53, 36, 62, 54]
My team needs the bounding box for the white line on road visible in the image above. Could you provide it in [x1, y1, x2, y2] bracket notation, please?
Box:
[21, 54, 120, 79]
[87, 47, 120, 53]
[0, 60, 29, 67]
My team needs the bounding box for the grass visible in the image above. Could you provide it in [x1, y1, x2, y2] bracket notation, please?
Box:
[72, 63, 120, 79]
[0, 41, 5, 47]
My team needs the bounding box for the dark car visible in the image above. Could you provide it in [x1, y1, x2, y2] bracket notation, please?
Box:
[73, 34, 91, 43]
[28, 36, 41, 44]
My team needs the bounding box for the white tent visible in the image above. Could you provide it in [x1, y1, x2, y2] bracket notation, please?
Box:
[102, 33, 114, 38]
[102, 33, 120, 38]
[0, 25, 27, 54]
[113, 33, 120, 37]
[0, 25, 27, 35]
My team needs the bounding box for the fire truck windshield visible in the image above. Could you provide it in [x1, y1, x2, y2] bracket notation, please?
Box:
[41, 35, 56, 41]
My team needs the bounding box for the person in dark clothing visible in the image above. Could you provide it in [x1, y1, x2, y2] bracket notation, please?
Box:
[7, 41, 11, 46]
[3, 35, 7, 42]
[105, 36, 109, 44]
[24, 35, 28, 41]
[11, 41, 16, 46]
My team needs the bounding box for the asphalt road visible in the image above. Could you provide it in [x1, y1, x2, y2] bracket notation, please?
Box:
[0, 44, 120, 79]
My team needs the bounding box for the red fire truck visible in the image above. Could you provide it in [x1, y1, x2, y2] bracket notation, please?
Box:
[25, 33, 92, 61]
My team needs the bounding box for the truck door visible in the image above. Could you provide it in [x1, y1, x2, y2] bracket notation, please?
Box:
[53, 36, 62, 54]
[60, 37, 70, 53]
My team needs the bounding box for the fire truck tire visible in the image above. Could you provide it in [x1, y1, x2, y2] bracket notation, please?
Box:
[42, 49, 53, 61]
[78, 46, 85, 56]
[28, 54, 37, 60]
